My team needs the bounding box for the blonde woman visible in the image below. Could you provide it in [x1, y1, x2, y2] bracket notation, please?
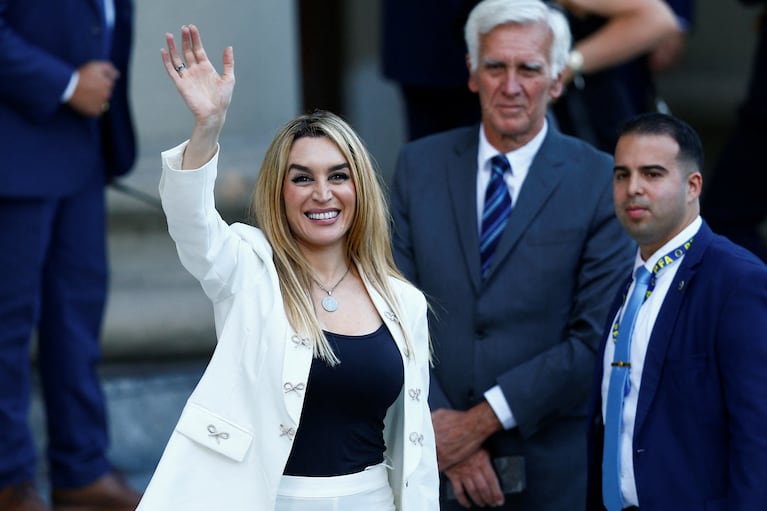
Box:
[137, 25, 438, 511]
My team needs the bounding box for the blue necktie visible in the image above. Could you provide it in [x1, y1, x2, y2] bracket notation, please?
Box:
[480, 155, 512, 277]
[602, 266, 652, 511]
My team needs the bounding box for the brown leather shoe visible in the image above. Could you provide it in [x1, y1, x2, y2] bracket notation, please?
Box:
[0, 481, 50, 511]
[51, 472, 141, 511]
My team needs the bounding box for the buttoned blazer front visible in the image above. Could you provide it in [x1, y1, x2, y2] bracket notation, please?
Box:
[585, 222, 767, 511]
[137, 143, 438, 511]
[390, 124, 634, 508]
[0, 0, 136, 197]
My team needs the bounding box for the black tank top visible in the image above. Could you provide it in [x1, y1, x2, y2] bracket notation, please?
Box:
[283, 324, 404, 476]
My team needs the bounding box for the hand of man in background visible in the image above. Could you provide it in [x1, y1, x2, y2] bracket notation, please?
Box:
[68, 60, 119, 117]
[444, 448, 505, 508]
[432, 402, 502, 470]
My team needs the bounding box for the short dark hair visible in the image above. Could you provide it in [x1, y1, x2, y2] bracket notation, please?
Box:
[617, 112, 704, 174]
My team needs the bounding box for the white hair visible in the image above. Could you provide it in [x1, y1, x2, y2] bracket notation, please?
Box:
[465, 0, 572, 78]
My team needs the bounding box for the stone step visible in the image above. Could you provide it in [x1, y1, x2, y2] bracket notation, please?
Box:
[31, 359, 208, 501]
[99, 138, 263, 360]
[102, 205, 215, 359]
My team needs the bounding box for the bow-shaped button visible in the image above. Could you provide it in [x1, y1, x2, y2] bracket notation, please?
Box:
[409, 432, 424, 446]
[283, 382, 306, 395]
[408, 388, 421, 401]
[384, 311, 399, 322]
[291, 335, 311, 350]
[279, 424, 296, 440]
[207, 424, 230, 444]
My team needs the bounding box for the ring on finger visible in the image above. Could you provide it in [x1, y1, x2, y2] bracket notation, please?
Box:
[175, 62, 187, 72]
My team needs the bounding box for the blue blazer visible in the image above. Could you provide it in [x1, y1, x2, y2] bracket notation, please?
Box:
[391, 124, 634, 509]
[0, 0, 135, 198]
[586, 221, 767, 510]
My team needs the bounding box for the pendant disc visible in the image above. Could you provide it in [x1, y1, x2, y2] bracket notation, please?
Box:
[322, 296, 338, 312]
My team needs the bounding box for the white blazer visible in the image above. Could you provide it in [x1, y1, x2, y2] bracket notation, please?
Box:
[137, 142, 438, 511]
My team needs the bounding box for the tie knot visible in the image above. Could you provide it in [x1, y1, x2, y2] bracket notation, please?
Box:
[634, 266, 652, 287]
[490, 154, 511, 177]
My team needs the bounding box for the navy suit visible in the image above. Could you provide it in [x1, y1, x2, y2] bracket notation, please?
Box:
[586, 221, 767, 510]
[0, 0, 135, 489]
[391, 124, 634, 510]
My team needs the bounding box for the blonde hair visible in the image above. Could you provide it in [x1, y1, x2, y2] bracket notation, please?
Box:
[249, 110, 413, 364]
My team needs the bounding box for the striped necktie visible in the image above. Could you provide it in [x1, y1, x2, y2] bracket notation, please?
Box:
[479, 154, 512, 277]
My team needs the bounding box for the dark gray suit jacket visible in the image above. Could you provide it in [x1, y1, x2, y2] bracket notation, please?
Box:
[391, 124, 634, 510]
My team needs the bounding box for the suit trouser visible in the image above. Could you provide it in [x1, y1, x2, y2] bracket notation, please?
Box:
[0, 175, 110, 488]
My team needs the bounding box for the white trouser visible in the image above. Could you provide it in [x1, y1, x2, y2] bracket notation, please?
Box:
[276, 463, 395, 511]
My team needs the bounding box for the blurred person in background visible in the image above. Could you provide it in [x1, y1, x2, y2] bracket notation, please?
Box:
[0, 0, 140, 510]
[703, 0, 767, 262]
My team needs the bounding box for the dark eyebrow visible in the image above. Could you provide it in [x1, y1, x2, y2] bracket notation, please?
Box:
[639, 164, 668, 173]
[288, 163, 349, 173]
[288, 163, 310, 173]
[612, 164, 668, 173]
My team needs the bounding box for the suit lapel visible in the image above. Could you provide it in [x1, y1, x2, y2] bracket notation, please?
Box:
[633, 224, 712, 435]
[446, 131, 484, 292]
[361, 270, 423, 478]
[485, 129, 565, 279]
[362, 271, 410, 361]
[281, 329, 314, 426]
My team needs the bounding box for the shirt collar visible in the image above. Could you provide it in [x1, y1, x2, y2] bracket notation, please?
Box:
[477, 120, 548, 173]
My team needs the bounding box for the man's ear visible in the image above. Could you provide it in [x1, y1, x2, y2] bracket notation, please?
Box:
[549, 71, 565, 101]
[466, 54, 479, 93]
[687, 171, 703, 202]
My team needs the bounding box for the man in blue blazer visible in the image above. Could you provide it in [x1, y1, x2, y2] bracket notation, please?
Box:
[390, 1, 633, 509]
[586, 112, 767, 511]
[0, 1, 140, 509]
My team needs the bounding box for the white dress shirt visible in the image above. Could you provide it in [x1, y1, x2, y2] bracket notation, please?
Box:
[601, 215, 702, 506]
[475, 121, 548, 430]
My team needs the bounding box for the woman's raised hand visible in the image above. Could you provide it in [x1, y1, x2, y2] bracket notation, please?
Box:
[161, 24, 235, 168]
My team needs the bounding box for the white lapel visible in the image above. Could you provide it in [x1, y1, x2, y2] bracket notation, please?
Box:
[280, 330, 313, 427]
[359, 268, 409, 361]
[360, 268, 424, 479]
